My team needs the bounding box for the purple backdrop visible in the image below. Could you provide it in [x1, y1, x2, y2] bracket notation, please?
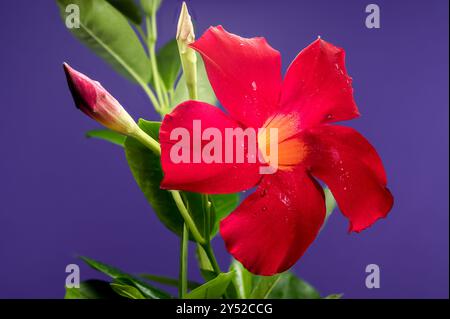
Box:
[0, 0, 448, 298]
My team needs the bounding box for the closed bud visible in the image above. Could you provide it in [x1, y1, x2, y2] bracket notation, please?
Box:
[176, 2, 198, 99]
[176, 2, 195, 48]
[63, 63, 138, 135]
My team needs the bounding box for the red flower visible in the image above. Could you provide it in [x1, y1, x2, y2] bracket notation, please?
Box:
[160, 26, 393, 275]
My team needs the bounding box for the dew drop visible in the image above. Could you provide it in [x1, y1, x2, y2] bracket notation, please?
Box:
[326, 114, 333, 120]
[251, 81, 257, 91]
[261, 206, 267, 212]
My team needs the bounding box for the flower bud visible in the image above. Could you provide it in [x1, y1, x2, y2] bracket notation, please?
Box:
[176, 2, 198, 99]
[63, 63, 138, 135]
[176, 2, 195, 47]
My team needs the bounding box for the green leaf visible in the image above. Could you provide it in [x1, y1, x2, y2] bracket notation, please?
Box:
[110, 279, 146, 299]
[268, 272, 321, 299]
[323, 293, 343, 299]
[250, 275, 281, 299]
[210, 194, 239, 235]
[172, 53, 217, 108]
[65, 279, 122, 299]
[86, 129, 126, 146]
[80, 256, 171, 299]
[140, 274, 201, 290]
[106, 0, 142, 25]
[229, 259, 252, 299]
[155, 39, 181, 91]
[186, 272, 234, 299]
[57, 0, 151, 83]
[140, 0, 161, 16]
[321, 187, 337, 232]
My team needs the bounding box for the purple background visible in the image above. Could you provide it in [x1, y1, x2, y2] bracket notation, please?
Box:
[0, 0, 448, 298]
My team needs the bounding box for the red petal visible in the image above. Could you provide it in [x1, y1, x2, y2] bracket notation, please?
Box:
[281, 38, 360, 128]
[159, 101, 261, 194]
[301, 125, 393, 232]
[220, 168, 325, 275]
[191, 26, 282, 128]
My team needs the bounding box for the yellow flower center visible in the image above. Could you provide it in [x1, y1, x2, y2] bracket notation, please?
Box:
[257, 113, 307, 171]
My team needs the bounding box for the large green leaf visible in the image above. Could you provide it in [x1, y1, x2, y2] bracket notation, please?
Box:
[171, 53, 217, 108]
[57, 0, 151, 83]
[268, 272, 321, 299]
[106, 0, 142, 25]
[229, 259, 252, 299]
[156, 39, 181, 91]
[80, 256, 171, 299]
[86, 129, 126, 146]
[65, 279, 122, 299]
[186, 272, 234, 299]
[249, 275, 281, 299]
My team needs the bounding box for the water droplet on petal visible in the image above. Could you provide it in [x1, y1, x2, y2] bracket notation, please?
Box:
[261, 206, 267, 212]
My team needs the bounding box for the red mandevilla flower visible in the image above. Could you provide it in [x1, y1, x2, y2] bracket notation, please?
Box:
[159, 26, 393, 275]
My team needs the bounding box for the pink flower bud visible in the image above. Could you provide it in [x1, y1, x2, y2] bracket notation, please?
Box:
[63, 63, 137, 135]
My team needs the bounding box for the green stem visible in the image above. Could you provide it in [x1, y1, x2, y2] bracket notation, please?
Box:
[203, 195, 212, 243]
[179, 223, 189, 298]
[170, 190, 206, 245]
[201, 242, 221, 275]
[146, 17, 164, 105]
[131, 127, 161, 155]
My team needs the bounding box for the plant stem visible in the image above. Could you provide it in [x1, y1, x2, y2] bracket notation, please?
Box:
[132, 63, 162, 112]
[179, 223, 189, 298]
[170, 190, 206, 245]
[203, 195, 212, 243]
[146, 17, 165, 107]
[201, 242, 221, 275]
[131, 127, 161, 155]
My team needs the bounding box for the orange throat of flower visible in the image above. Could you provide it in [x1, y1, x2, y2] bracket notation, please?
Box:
[257, 113, 307, 172]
